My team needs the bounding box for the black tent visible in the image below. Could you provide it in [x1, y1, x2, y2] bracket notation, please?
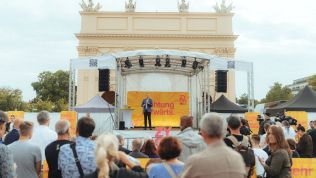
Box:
[210, 95, 248, 113]
[266, 86, 316, 114]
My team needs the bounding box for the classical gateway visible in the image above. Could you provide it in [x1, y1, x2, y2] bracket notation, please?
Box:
[75, 0, 238, 106]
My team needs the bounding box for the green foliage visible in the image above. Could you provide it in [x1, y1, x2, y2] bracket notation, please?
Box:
[308, 75, 316, 91]
[264, 82, 293, 103]
[236, 93, 248, 105]
[0, 88, 26, 111]
[31, 70, 69, 112]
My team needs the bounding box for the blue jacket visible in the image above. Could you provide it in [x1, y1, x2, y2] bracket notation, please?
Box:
[141, 98, 153, 112]
[4, 128, 20, 145]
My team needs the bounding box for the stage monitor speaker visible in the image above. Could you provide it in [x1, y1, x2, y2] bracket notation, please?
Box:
[101, 91, 115, 106]
[99, 69, 110, 92]
[119, 121, 125, 130]
[215, 70, 228, 93]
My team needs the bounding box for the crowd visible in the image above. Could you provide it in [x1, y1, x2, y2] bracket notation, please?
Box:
[1, 110, 316, 178]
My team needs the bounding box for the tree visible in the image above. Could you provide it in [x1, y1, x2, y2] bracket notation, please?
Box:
[237, 93, 248, 105]
[0, 88, 26, 111]
[264, 82, 293, 103]
[308, 75, 316, 91]
[31, 70, 69, 111]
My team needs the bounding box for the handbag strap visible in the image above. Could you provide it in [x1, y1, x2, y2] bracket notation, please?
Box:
[70, 143, 85, 177]
[162, 162, 180, 178]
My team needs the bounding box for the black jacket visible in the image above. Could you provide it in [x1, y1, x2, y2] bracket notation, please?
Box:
[84, 166, 148, 178]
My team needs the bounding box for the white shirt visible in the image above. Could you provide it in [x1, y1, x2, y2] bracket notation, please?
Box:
[253, 148, 269, 176]
[30, 125, 57, 161]
[282, 126, 296, 140]
[259, 134, 267, 148]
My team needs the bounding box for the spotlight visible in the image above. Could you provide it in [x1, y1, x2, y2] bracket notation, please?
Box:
[155, 55, 161, 67]
[139, 56, 144, 67]
[181, 57, 187, 67]
[124, 57, 132, 68]
[165, 55, 171, 67]
[192, 58, 198, 70]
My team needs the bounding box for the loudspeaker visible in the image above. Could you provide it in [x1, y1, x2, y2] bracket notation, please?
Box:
[215, 70, 228, 93]
[119, 121, 125, 130]
[101, 91, 115, 106]
[99, 69, 110, 92]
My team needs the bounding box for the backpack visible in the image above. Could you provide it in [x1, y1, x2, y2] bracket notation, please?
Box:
[227, 135, 256, 178]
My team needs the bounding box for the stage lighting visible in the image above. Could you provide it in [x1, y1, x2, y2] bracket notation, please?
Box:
[139, 56, 144, 67]
[165, 55, 171, 67]
[155, 55, 161, 67]
[192, 58, 198, 70]
[124, 57, 132, 68]
[181, 57, 186, 67]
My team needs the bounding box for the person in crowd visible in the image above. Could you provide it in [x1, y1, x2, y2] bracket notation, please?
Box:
[84, 134, 148, 178]
[182, 113, 246, 178]
[258, 113, 272, 136]
[129, 139, 149, 158]
[286, 138, 300, 158]
[259, 123, 271, 149]
[4, 119, 22, 145]
[259, 126, 292, 178]
[45, 120, 72, 178]
[30, 111, 57, 161]
[224, 115, 251, 149]
[308, 123, 316, 157]
[175, 116, 206, 162]
[59, 117, 96, 178]
[141, 139, 159, 158]
[251, 134, 268, 178]
[307, 120, 315, 134]
[147, 137, 184, 178]
[117, 135, 131, 154]
[282, 121, 296, 140]
[9, 121, 42, 178]
[0, 111, 15, 178]
[296, 124, 305, 141]
[5, 115, 15, 133]
[240, 118, 252, 136]
[297, 133, 313, 158]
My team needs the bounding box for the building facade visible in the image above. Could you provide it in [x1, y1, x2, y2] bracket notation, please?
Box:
[76, 2, 238, 105]
[287, 76, 313, 95]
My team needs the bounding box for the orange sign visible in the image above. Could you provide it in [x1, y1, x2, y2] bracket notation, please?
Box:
[292, 158, 316, 177]
[244, 112, 260, 135]
[285, 111, 308, 130]
[127, 91, 189, 127]
[7, 111, 24, 121]
[60, 111, 78, 136]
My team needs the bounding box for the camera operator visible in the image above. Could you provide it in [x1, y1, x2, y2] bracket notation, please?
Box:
[258, 113, 272, 136]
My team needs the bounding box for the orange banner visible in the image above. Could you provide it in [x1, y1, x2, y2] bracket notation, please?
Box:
[244, 112, 260, 135]
[60, 111, 78, 136]
[292, 158, 316, 177]
[127, 91, 189, 127]
[7, 111, 24, 121]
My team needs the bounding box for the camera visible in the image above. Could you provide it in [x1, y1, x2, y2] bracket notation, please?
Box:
[275, 114, 297, 126]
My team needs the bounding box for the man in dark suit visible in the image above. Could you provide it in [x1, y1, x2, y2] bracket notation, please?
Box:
[141, 94, 153, 130]
[4, 119, 21, 145]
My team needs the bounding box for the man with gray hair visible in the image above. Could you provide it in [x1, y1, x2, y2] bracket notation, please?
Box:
[181, 113, 246, 178]
[30, 111, 57, 162]
[129, 139, 148, 158]
[45, 120, 72, 178]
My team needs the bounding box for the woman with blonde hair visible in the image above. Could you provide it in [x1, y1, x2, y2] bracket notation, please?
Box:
[85, 134, 148, 178]
[259, 126, 292, 178]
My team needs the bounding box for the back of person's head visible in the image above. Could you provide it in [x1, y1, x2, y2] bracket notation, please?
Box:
[251, 134, 261, 145]
[20, 121, 34, 137]
[13, 119, 22, 129]
[132, 139, 143, 151]
[76, 117, 95, 138]
[158, 136, 181, 160]
[286, 138, 296, 150]
[268, 126, 291, 154]
[141, 139, 157, 156]
[297, 134, 313, 157]
[240, 118, 248, 126]
[297, 125, 305, 132]
[282, 120, 290, 128]
[0, 111, 8, 137]
[37, 111, 50, 125]
[95, 134, 119, 178]
[116, 135, 124, 145]
[55, 120, 70, 136]
[264, 123, 271, 132]
[180, 115, 193, 131]
[227, 115, 241, 130]
[200, 113, 226, 139]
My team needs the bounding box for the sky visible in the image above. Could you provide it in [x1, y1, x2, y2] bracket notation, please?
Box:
[0, 0, 316, 101]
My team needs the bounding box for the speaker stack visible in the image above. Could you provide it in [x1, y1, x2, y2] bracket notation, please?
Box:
[215, 70, 228, 93]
